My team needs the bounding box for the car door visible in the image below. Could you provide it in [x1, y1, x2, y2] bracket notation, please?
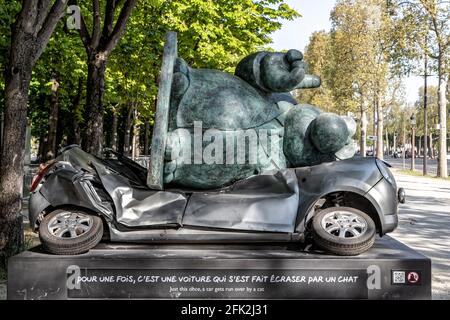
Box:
[182, 169, 299, 233]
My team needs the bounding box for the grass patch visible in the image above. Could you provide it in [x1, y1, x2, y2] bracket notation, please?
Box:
[23, 224, 40, 249]
[396, 169, 450, 181]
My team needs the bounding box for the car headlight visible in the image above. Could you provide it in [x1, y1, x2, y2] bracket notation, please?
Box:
[376, 159, 395, 185]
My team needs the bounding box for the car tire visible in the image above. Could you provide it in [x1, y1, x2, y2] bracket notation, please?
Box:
[39, 207, 103, 255]
[312, 207, 376, 256]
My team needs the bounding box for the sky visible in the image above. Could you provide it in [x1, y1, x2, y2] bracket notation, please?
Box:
[270, 0, 437, 103]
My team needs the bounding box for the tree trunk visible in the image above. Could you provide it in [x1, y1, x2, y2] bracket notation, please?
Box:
[385, 128, 389, 156]
[43, 78, 59, 162]
[55, 108, 65, 152]
[437, 71, 448, 178]
[402, 119, 406, 169]
[144, 121, 150, 155]
[0, 32, 34, 266]
[123, 103, 134, 156]
[376, 98, 383, 160]
[0, 69, 29, 266]
[75, 0, 136, 156]
[393, 133, 397, 153]
[418, 135, 422, 157]
[0, 112, 4, 152]
[360, 108, 367, 157]
[0, 0, 68, 266]
[132, 110, 140, 160]
[430, 132, 434, 159]
[110, 108, 118, 152]
[38, 134, 45, 161]
[73, 79, 83, 146]
[83, 57, 107, 155]
[373, 102, 377, 154]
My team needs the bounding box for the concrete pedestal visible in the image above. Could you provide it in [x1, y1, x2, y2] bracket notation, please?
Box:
[7, 236, 431, 299]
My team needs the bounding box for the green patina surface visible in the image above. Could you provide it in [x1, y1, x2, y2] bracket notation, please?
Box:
[152, 34, 356, 189]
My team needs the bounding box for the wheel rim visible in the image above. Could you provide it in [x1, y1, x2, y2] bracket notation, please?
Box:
[320, 210, 368, 239]
[47, 211, 93, 239]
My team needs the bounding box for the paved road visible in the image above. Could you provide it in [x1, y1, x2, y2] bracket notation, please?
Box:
[390, 170, 450, 300]
[386, 156, 450, 176]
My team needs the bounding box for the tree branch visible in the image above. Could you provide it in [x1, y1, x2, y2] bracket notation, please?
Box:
[18, 0, 40, 34]
[79, 12, 92, 50]
[91, 0, 102, 48]
[102, 0, 117, 40]
[36, 0, 69, 58]
[68, 0, 91, 51]
[101, 0, 136, 56]
[34, 0, 52, 33]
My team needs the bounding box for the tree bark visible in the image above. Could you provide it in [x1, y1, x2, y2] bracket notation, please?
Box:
[0, 0, 68, 266]
[385, 128, 389, 156]
[143, 121, 150, 155]
[360, 108, 367, 157]
[0, 66, 30, 266]
[132, 110, 140, 160]
[43, 78, 60, 162]
[82, 57, 107, 155]
[437, 70, 448, 178]
[123, 103, 134, 156]
[73, 0, 137, 155]
[418, 135, 422, 157]
[402, 119, 406, 169]
[69, 77, 83, 146]
[110, 108, 118, 152]
[376, 97, 383, 160]
[38, 134, 45, 161]
[56, 108, 65, 151]
[373, 102, 377, 155]
[430, 132, 434, 159]
[393, 133, 397, 153]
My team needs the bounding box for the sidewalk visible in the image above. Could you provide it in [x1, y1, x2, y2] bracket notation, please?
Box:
[390, 170, 450, 299]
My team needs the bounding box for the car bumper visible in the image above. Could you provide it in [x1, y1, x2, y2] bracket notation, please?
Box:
[365, 178, 399, 234]
[381, 212, 398, 233]
[28, 190, 51, 230]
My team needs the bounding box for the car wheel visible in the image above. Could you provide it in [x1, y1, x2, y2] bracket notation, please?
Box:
[312, 207, 376, 256]
[39, 208, 103, 255]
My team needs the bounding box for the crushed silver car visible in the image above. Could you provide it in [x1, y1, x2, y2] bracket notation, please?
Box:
[28, 145, 404, 256]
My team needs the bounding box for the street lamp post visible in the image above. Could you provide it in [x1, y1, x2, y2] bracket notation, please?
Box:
[411, 114, 416, 171]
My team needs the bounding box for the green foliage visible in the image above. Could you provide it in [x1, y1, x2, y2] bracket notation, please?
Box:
[413, 85, 450, 136]
[28, 22, 87, 140]
[295, 31, 336, 112]
[1, 0, 298, 154]
[104, 0, 299, 127]
[0, 0, 21, 110]
[160, 0, 299, 71]
[298, 0, 396, 116]
[296, 0, 436, 153]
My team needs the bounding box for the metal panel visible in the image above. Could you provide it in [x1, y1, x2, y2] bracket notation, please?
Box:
[182, 169, 299, 233]
[93, 162, 187, 228]
[294, 157, 383, 230]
